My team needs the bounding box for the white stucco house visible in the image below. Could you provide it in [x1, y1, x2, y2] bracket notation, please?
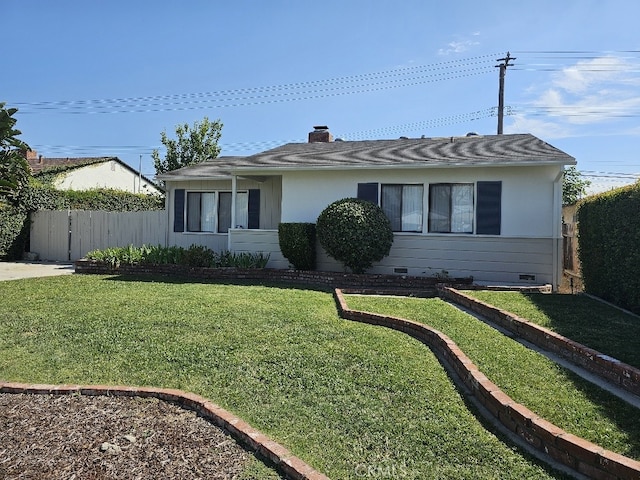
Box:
[157, 127, 575, 288]
[27, 151, 162, 195]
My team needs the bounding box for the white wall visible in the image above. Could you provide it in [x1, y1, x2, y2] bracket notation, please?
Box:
[54, 161, 161, 195]
[281, 165, 561, 238]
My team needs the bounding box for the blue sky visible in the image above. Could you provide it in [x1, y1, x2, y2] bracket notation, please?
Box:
[5, 1, 640, 193]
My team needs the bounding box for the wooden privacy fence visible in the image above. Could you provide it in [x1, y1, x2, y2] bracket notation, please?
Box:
[30, 210, 167, 262]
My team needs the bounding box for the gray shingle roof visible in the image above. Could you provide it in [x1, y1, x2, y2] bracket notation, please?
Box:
[157, 133, 575, 180]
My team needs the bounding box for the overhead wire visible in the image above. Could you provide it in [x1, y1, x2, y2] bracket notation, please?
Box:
[14, 54, 500, 115]
[22, 50, 640, 181]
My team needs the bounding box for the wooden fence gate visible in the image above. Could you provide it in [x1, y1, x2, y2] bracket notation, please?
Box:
[30, 210, 167, 262]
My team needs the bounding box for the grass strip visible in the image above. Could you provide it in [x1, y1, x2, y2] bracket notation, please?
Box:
[463, 291, 640, 369]
[344, 294, 640, 461]
[0, 275, 563, 479]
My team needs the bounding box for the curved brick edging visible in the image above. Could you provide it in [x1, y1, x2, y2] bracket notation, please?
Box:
[333, 288, 640, 480]
[439, 286, 640, 398]
[0, 382, 330, 480]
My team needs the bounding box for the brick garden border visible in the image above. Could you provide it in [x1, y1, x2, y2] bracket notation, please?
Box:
[439, 286, 640, 398]
[74, 259, 472, 291]
[0, 381, 329, 480]
[334, 288, 640, 480]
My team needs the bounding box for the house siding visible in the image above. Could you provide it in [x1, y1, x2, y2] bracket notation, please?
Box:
[168, 163, 564, 286]
[281, 166, 559, 237]
[166, 176, 282, 249]
[228, 230, 556, 285]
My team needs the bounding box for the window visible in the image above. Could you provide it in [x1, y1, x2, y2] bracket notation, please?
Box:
[185, 191, 249, 233]
[187, 192, 216, 232]
[381, 184, 423, 232]
[428, 184, 474, 233]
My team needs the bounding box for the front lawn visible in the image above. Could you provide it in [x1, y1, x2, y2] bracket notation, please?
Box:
[464, 291, 640, 369]
[345, 295, 640, 462]
[0, 275, 561, 479]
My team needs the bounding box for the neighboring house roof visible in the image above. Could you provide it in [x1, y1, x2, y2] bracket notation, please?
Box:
[158, 134, 575, 181]
[28, 156, 114, 174]
[27, 154, 162, 192]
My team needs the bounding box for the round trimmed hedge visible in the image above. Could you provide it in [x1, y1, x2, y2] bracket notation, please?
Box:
[316, 198, 393, 274]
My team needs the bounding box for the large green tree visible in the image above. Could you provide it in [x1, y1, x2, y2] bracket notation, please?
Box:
[0, 103, 30, 204]
[152, 117, 223, 176]
[563, 166, 591, 205]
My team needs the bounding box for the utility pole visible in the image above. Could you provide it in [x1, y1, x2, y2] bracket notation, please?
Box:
[138, 154, 142, 193]
[496, 52, 515, 134]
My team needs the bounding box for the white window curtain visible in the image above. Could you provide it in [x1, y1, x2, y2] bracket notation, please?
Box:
[402, 185, 423, 232]
[217, 192, 232, 233]
[187, 192, 201, 232]
[429, 184, 450, 232]
[200, 192, 217, 232]
[451, 184, 473, 233]
[235, 192, 249, 229]
[381, 185, 402, 231]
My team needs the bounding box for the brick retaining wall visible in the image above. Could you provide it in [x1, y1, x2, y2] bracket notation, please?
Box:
[439, 287, 640, 398]
[334, 288, 640, 480]
[74, 260, 472, 291]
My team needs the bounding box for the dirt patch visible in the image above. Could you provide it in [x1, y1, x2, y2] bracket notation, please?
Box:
[0, 393, 266, 479]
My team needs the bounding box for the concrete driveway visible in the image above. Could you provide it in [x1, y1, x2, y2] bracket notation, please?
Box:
[0, 261, 75, 281]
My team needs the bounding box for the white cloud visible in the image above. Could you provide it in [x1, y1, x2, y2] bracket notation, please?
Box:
[505, 114, 571, 139]
[513, 55, 640, 134]
[551, 57, 629, 94]
[437, 37, 480, 56]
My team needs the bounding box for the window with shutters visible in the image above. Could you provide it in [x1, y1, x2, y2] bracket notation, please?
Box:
[357, 180, 501, 236]
[185, 191, 249, 233]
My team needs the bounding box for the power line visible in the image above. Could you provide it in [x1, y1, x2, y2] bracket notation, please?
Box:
[14, 55, 500, 115]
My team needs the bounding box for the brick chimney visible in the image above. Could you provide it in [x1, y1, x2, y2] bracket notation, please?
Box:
[308, 125, 333, 143]
[25, 149, 39, 161]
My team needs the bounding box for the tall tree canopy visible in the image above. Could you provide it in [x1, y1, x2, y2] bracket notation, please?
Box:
[0, 103, 30, 203]
[563, 166, 591, 205]
[152, 117, 223, 176]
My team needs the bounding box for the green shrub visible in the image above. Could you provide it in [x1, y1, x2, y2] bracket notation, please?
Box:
[183, 244, 216, 267]
[0, 205, 29, 260]
[86, 244, 270, 269]
[578, 182, 640, 313]
[278, 222, 316, 270]
[316, 198, 393, 274]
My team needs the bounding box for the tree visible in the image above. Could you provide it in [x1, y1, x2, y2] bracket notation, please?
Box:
[316, 198, 394, 274]
[563, 166, 591, 205]
[0, 103, 30, 204]
[152, 117, 223, 176]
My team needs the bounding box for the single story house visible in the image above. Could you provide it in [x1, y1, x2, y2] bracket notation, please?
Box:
[157, 127, 575, 288]
[26, 150, 163, 195]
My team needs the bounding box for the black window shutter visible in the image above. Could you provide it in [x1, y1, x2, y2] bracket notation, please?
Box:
[173, 189, 185, 232]
[357, 183, 379, 204]
[248, 189, 260, 229]
[476, 181, 501, 235]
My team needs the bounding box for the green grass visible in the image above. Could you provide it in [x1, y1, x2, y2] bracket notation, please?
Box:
[462, 291, 640, 369]
[0, 275, 563, 479]
[345, 295, 640, 462]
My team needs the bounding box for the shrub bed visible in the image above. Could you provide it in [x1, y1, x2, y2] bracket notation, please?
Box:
[85, 244, 270, 269]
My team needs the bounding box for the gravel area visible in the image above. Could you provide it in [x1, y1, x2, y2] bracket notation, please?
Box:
[0, 393, 263, 479]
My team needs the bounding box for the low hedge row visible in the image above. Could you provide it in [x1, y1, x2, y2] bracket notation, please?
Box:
[85, 244, 270, 269]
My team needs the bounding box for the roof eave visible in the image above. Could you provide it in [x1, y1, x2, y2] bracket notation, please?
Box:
[226, 159, 576, 174]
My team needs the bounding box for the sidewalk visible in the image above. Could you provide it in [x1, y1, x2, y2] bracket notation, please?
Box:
[0, 261, 75, 281]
